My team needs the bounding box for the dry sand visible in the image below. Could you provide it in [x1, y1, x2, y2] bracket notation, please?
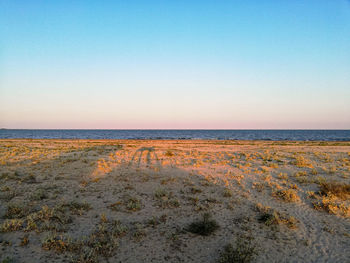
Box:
[0, 139, 349, 263]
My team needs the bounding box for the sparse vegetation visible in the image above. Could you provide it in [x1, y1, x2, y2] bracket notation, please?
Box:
[0, 219, 24, 232]
[20, 235, 29, 246]
[292, 155, 313, 168]
[30, 188, 48, 201]
[4, 204, 30, 219]
[126, 197, 142, 211]
[42, 234, 77, 253]
[257, 205, 298, 229]
[41, 217, 128, 262]
[319, 182, 350, 200]
[272, 189, 300, 202]
[312, 181, 350, 217]
[62, 201, 92, 215]
[218, 237, 258, 263]
[154, 188, 180, 208]
[313, 197, 350, 217]
[154, 188, 169, 199]
[0, 139, 349, 262]
[223, 188, 233, 197]
[190, 186, 202, 194]
[165, 150, 174, 157]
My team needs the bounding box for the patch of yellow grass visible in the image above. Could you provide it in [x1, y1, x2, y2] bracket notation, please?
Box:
[292, 155, 313, 168]
[313, 197, 350, 217]
[319, 182, 350, 200]
[272, 189, 300, 202]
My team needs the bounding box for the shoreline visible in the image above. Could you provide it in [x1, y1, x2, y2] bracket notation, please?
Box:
[1, 138, 350, 142]
[1, 130, 349, 142]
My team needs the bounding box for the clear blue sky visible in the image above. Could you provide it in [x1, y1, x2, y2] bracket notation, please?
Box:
[1, 0, 350, 129]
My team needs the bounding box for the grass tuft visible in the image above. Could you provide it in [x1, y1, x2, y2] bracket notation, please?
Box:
[258, 210, 298, 229]
[63, 201, 92, 215]
[272, 189, 300, 202]
[218, 237, 257, 263]
[4, 204, 29, 219]
[164, 150, 174, 157]
[319, 182, 350, 200]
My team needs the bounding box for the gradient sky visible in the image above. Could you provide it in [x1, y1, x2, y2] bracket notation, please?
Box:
[1, 0, 350, 129]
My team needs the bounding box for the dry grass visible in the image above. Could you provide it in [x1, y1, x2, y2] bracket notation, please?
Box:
[1, 139, 349, 262]
[41, 217, 128, 262]
[108, 196, 142, 212]
[0, 219, 24, 232]
[313, 197, 350, 217]
[292, 155, 313, 168]
[4, 204, 30, 219]
[62, 201, 92, 215]
[312, 181, 350, 217]
[218, 237, 258, 263]
[42, 234, 77, 253]
[256, 203, 298, 229]
[272, 189, 300, 203]
[164, 150, 174, 157]
[319, 182, 350, 200]
[256, 205, 298, 229]
[277, 173, 288, 180]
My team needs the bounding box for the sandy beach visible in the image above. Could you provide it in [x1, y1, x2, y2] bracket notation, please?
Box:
[0, 139, 349, 263]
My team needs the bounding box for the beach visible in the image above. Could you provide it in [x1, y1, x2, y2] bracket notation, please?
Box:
[0, 139, 349, 262]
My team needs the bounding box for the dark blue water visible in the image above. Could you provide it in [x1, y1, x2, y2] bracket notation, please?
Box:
[0, 129, 349, 141]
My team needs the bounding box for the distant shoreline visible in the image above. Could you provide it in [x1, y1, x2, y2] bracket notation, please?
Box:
[1, 130, 350, 141]
[0, 139, 350, 146]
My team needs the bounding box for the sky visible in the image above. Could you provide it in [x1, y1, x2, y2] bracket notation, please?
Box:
[1, 0, 350, 129]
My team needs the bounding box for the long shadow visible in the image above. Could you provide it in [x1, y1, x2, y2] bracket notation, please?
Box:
[80, 145, 264, 263]
[129, 146, 160, 167]
[0, 141, 124, 196]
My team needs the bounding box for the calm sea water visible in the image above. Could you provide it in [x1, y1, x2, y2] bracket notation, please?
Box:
[0, 129, 349, 141]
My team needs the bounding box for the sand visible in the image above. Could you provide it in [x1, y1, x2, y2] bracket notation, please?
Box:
[0, 139, 349, 263]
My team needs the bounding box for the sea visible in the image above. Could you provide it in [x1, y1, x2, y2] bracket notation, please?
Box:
[0, 129, 349, 141]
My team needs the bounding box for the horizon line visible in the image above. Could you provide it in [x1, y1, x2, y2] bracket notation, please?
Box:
[1, 128, 349, 131]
